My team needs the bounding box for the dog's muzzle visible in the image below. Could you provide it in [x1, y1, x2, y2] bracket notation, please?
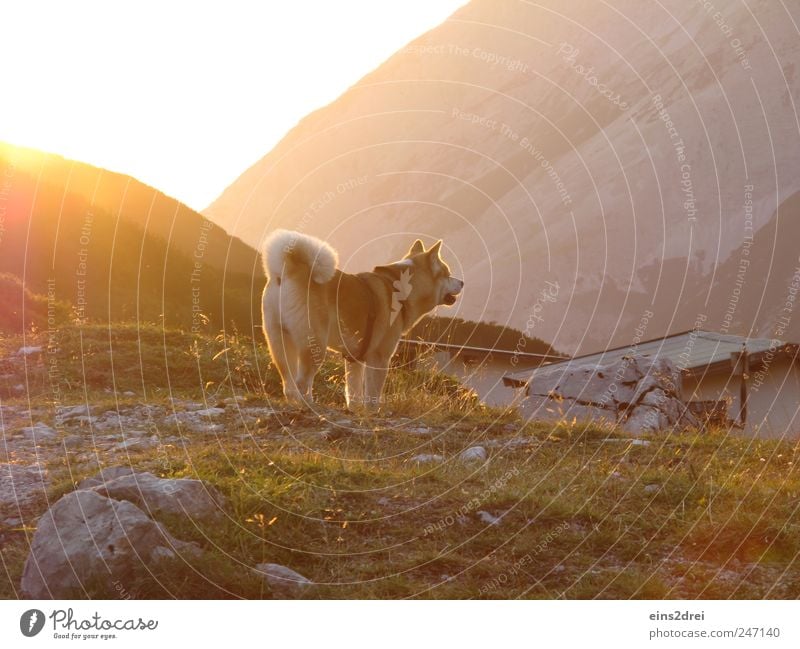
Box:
[442, 278, 464, 305]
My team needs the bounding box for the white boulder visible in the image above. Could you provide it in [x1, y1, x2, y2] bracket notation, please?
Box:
[20, 490, 198, 598]
[522, 355, 698, 435]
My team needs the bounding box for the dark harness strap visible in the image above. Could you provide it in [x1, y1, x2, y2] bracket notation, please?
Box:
[343, 273, 377, 363]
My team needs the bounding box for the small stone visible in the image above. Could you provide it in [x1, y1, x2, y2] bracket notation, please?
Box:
[150, 546, 176, 562]
[405, 426, 433, 436]
[644, 484, 660, 494]
[477, 511, 502, 526]
[602, 438, 651, 446]
[56, 405, 90, 420]
[19, 423, 58, 441]
[409, 454, 443, 465]
[194, 407, 225, 418]
[253, 563, 313, 598]
[112, 438, 155, 451]
[122, 391, 136, 397]
[16, 346, 42, 356]
[188, 423, 225, 434]
[459, 446, 487, 463]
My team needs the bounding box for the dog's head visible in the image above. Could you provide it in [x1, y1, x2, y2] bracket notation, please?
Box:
[410, 239, 464, 307]
[375, 239, 464, 322]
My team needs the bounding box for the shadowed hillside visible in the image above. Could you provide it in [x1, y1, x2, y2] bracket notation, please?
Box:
[0, 142, 262, 334]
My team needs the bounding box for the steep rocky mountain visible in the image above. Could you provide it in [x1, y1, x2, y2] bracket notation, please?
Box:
[0, 142, 261, 333]
[204, 0, 800, 354]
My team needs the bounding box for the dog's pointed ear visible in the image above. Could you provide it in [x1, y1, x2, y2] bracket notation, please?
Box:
[373, 263, 403, 278]
[405, 239, 425, 258]
[427, 240, 443, 258]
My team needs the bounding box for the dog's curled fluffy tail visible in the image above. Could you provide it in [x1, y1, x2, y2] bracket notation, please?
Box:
[261, 230, 338, 284]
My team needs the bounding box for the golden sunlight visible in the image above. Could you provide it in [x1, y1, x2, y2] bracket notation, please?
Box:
[0, 0, 466, 209]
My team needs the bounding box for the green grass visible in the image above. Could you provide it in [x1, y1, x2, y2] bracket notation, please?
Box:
[1, 323, 799, 599]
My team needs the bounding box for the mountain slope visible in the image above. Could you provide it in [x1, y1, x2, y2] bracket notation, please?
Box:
[203, 0, 800, 354]
[0, 142, 261, 333]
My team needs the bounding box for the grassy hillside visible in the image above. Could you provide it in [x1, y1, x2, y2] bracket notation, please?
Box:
[1, 324, 797, 599]
[0, 142, 261, 334]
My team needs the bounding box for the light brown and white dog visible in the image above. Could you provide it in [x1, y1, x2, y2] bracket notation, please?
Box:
[261, 230, 463, 409]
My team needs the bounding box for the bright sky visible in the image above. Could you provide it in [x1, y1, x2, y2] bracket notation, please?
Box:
[0, 0, 465, 210]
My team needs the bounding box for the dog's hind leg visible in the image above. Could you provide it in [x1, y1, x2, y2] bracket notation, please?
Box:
[363, 358, 389, 411]
[262, 284, 302, 403]
[265, 321, 303, 404]
[345, 359, 365, 409]
[293, 298, 330, 404]
[295, 340, 323, 403]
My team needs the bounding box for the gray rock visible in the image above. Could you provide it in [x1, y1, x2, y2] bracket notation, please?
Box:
[523, 355, 694, 435]
[88, 470, 227, 521]
[253, 563, 313, 598]
[16, 346, 42, 356]
[188, 423, 225, 434]
[644, 484, 660, 494]
[56, 404, 90, 421]
[18, 423, 58, 442]
[194, 407, 225, 418]
[20, 490, 197, 598]
[76, 466, 138, 490]
[111, 437, 155, 451]
[623, 405, 667, 435]
[62, 436, 83, 449]
[477, 511, 502, 526]
[409, 454, 443, 465]
[0, 463, 48, 512]
[601, 438, 651, 447]
[459, 446, 487, 463]
[405, 425, 433, 436]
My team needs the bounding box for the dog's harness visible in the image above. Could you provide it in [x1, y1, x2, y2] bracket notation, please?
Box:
[342, 273, 378, 363]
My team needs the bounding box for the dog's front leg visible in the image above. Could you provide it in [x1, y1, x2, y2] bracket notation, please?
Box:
[363, 360, 389, 411]
[345, 359, 365, 409]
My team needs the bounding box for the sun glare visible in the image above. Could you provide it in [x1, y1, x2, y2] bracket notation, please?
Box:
[0, 0, 466, 210]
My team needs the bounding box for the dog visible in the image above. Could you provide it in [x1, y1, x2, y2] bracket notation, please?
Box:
[260, 230, 463, 410]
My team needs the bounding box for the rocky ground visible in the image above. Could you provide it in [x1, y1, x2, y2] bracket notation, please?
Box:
[1, 332, 799, 599]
